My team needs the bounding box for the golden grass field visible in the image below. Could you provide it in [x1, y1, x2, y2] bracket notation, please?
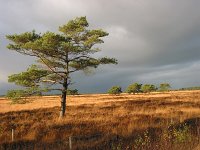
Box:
[0, 90, 200, 150]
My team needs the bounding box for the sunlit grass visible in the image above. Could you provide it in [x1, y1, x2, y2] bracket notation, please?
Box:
[0, 90, 199, 149]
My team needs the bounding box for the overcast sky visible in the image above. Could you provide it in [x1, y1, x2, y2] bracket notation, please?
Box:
[0, 0, 200, 94]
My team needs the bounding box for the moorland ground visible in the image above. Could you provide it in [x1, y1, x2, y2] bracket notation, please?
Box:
[0, 90, 200, 150]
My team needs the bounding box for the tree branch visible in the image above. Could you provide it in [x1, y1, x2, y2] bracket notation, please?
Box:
[35, 53, 66, 79]
[68, 55, 91, 62]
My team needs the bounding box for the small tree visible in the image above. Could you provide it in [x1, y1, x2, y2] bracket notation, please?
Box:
[107, 86, 122, 95]
[6, 16, 117, 117]
[159, 83, 171, 92]
[141, 84, 157, 93]
[126, 83, 142, 94]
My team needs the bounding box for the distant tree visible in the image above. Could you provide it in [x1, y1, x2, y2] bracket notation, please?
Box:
[67, 89, 79, 95]
[107, 86, 122, 95]
[125, 83, 142, 94]
[141, 84, 157, 93]
[159, 83, 171, 91]
[7, 90, 28, 104]
[6, 16, 117, 117]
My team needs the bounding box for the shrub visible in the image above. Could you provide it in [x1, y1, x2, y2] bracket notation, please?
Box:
[6, 88, 43, 104]
[107, 86, 122, 95]
[159, 83, 171, 91]
[126, 83, 142, 94]
[141, 84, 157, 93]
[6, 90, 28, 104]
[67, 89, 79, 95]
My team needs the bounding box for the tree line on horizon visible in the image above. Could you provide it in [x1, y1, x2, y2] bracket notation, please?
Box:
[107, 83, 171, 95]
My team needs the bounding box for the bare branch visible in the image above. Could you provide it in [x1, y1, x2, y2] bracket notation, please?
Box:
[42, 80, 56, 83]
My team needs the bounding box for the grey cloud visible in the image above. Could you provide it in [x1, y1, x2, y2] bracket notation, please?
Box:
[86, 0, 200, 67]
[0, 0, 200, 94]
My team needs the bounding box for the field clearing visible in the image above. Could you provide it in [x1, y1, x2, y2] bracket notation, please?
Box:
[0, 90, 200, 149]
[0, 90, 200, 114]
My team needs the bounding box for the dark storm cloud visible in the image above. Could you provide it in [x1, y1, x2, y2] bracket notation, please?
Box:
[0, 0, 200, 94]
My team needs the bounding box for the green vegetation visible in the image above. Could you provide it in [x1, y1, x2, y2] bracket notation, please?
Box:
[109, 82, 172, 94]
[159, 83, 171, 91]
[141, 84, 157, 93]
[6, 65, 47, 102]
[67, 89, 79, 95]
[107, 86, 122, 95]
[125, 82, 142, 94]
[172, 123, 192, 143]
[6, 16, 117, 117]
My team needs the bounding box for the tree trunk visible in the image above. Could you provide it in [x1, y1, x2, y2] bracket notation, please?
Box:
[60, 90, 67, 118]
[60, 80, 68, 118]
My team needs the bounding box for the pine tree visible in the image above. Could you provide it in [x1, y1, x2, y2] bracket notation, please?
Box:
[6, 16, 117, 117]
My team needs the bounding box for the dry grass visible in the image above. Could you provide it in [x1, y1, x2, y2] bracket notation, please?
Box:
[0, 90, 200, 149]
[0, 90, 199, 113]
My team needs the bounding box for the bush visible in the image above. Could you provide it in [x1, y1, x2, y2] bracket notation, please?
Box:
[159, 83, 171, 91]
[6, 90, 28, 104]
[67, 89, 79, 95]
[107, 86, 122, 95]
[126, 83, 142, 94]
[141, 84, 157, 93]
